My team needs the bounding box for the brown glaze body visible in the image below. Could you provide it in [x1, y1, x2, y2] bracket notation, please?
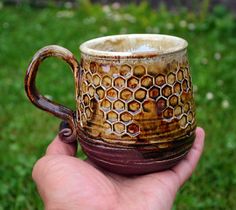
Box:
[25, 35, 197, 175]
[78, 53, 196, 144]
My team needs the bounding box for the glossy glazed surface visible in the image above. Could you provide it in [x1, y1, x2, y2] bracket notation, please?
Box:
[25, 34, 196, 175]
[78, 50, 196, 145]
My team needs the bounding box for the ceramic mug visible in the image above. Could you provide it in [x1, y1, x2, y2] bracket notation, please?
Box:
[25, 34, 196, 175]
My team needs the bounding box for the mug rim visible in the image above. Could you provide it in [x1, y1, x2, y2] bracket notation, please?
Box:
[80, 34, 188, 58]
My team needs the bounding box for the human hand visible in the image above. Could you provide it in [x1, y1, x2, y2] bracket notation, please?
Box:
[32, 127, 205, 210]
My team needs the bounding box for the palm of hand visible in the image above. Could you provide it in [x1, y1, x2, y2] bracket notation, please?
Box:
[33, 128, 204, 210]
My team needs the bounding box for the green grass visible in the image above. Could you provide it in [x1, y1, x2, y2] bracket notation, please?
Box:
[0, 2, 236, 209]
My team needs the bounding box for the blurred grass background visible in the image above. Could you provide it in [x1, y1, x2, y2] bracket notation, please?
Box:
[0, 0, 236, 209]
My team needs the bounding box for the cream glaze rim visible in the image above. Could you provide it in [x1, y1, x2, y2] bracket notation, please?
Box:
[79, 34, 188, 58]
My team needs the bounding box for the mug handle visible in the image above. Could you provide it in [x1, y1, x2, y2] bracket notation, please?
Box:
[25, 45, 79, 143]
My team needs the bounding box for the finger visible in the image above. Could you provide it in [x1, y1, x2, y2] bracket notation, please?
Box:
[46, 135, 77, 156]
[171, 127, 205, 187]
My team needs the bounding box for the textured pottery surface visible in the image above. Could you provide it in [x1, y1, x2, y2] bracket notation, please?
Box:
[25, 34, 196, 175]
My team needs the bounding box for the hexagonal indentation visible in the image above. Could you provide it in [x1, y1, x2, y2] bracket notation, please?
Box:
[163, 107, 174, 119]
[120, 112, 133, 122]
[85, 107, 92, 119]
[149, 86, 160, 100]
[114, 77, 125, 90]
[174, 105, 182, 117]
[179, 114, 187, 128]
[101, 99, 111, 111]
[114, 122, 125, 134]
[167, 72, 176, 85]
[104, 122, 112, 133]
[147, 65, 158, 76]
[107, 111, 118, 123]
[143, 100, 156, 113]
[90, 99, 95, 110]
[141, 76, 153, 89]
[155, 74, 166, 86]
[162, 85, 172, 98]
[90, 61, 97, 73]
[102, 76, 112, 88]
[83, 94, 90, 106]
[113, 100, 125, 112]
[133, 65, 146, 77]
[169, 95, 179, 107]
[127, 123, 140, 135]
[96, 87, 105, 100]
[173, 82, 182, 95]
[107, 88, 118, 101]
[128, 100, 141, 113]
[156, 97, 167, 113]
[120, 64, 131, 77]
[127, 77, 139, 89]
[85, 72, 92, 84]
[180, 92, 188, 104]
[88, 85, 95, 97]
[120, 89, 133, 101]
[93, 74, 101, 87]
[97, 65, 103, 74]
[182, 79, 189, 92]
[183, 103, 190, 113]
[82, 81, 87, 92]
[134, 88, 147, 102]
[177, 69, 184, 81]
[187, 111, 194, 123]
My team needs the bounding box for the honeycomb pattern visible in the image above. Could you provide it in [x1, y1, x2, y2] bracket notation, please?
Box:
[113, 100, 125, 112]
[114, 77, 125, 90]
[134, 88, 147, 102]
[128, 100, 141, 113]
[141, 76, 153, 88]
[101, 99, 111, 111]
[102, 76, 112, 88]
[127, 77, 139, 89]
[78, 56, 195, 139]
[120, 89, 132, 101]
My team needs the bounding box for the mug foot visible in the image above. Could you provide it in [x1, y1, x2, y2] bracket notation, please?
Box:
[87, 150, 188, 175]
[78, 129, 195, 175]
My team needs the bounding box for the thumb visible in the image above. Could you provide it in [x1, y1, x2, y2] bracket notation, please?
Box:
[171, 127, 205, 187]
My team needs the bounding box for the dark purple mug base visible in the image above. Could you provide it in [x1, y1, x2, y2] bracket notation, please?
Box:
[87, 150, 188, 175]
[78, 130, 195, 175]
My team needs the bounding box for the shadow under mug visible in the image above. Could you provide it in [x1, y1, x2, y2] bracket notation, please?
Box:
[25, 34, 196, 175]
